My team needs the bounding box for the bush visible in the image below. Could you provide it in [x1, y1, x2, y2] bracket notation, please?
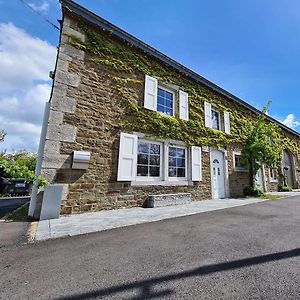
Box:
[278, 185, 292, 192]
[243, 186, 264, 197]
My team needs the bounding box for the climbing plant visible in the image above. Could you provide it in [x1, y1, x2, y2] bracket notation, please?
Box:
[66, 22, 300, 155]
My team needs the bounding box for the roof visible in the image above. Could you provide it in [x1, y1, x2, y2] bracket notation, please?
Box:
[60, 0, 299, 138]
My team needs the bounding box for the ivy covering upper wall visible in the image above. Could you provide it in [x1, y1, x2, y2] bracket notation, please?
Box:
[66, 19, 300, 156]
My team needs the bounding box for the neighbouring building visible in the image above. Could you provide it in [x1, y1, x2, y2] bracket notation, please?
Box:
[29, 0, 300, 218]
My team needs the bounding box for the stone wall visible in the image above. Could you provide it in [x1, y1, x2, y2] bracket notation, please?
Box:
[40, 11, 299, 214]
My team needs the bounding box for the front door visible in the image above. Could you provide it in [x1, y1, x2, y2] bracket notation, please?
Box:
[211, 150, 226, 199]
[283, 150, 294, 187]
[255, 168, 265, 192]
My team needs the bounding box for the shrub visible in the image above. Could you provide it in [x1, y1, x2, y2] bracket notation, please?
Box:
[278, 185, 292, 192]
[243, 186, 264, 197]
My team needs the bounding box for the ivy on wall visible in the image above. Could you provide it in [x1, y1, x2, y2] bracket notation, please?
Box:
[66, 22, 300, 156]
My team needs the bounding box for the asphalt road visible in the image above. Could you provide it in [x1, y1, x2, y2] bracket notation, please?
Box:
[1, 196, 300, 300]
[0, 197, 30, 218]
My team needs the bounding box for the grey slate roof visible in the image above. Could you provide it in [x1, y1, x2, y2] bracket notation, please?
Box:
[60, 0, 299, 137]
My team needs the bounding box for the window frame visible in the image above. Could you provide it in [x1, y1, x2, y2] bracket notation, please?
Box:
[269, 167, 277, 182]
[167, 144, 188, 181]
[211, 107, 221, 131]
[157, 85, 176, 117]
[233, 151, 247, 172]
[136, 139, 163, 182]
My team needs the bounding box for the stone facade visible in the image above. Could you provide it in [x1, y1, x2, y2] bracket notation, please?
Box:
[38, 6, 300, 215]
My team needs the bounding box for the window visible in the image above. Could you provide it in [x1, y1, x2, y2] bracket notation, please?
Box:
[211, 108, 220, 130]
[137, 141, 162, 180]
[157, 87, 174, 116]
[168, 146, 187, 178]
[269, 168, 277, 181]
[234, 153, 245, 171]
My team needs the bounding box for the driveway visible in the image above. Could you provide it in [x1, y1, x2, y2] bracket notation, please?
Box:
[1, 196, 299, 299]
[0, 196, 29, 218]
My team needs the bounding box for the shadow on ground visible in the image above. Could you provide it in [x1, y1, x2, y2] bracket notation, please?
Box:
[56, 248, 300, 300]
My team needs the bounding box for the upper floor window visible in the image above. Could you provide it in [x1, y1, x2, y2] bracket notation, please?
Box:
[211, 108, 221, 130]
[144, 75, 189, 121]
[204, 101, 230, 134]
[157, 87, 174, 116]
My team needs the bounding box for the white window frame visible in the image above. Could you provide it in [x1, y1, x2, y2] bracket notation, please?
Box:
[157, 85, 176, 117]
[136, 140, 163, 182]
[211, 107, 221, 131]
[233, 151, 247, 172]
[269, 168, 277, 182]
[167, 144, 188, 182]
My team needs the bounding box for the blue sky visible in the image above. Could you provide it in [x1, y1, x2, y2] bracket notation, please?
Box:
[0, 0, 299, 152]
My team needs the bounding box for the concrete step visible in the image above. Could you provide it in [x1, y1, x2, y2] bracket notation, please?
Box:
[146, 193, 192, 208]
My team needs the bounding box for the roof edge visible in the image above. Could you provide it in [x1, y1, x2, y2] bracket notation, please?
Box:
[60, 0, 299, 137]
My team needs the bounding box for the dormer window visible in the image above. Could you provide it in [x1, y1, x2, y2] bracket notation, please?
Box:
[157, 87, 174, 116]
[211, 108, 221, 130]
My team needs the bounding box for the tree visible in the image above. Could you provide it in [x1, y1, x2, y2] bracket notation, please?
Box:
[0, 129, 6, 143]
[241, 102, 281, 194]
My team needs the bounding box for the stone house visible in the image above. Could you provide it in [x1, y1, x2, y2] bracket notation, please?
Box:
[29, 0, 300, 218]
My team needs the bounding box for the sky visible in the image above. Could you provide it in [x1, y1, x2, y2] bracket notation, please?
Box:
[0, 0, 299, 152]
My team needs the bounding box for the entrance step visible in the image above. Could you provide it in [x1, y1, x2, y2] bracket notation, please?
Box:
[146, 193, 192, 208]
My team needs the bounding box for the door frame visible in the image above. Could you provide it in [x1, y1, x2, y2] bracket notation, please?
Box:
[210, 148, 229, 199]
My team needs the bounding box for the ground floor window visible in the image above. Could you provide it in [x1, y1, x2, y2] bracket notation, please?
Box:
[136, 140, 187, 182]
[269, 168, 277, 181]
[137, 141, 162, 180]
[234, 153, 244, 171]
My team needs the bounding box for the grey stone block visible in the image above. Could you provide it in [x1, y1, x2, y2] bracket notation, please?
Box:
[63, 26, 85, 42]
[41, 168, 57, 182]
[60, 44, 85, 60]
[41, 154, 72, 169]
[48, 110, 64, 124]
[55, 70, 80, 87]
[40, 184, 69, 220]
[146, 193, 192, 208]
[51, 96, 77, 113]
[46, 124, 76, 142]
[44, 140, 61, 155]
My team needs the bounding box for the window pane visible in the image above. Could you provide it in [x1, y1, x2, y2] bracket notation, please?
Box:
[138, 154, 148, 165]
[137, 165, 148, 176]
[169, 157, 176, 167]
[150, 144, 160, 154]
[158, 88, 164, 97]
[150, 155, 160, 166]
[177, 158, 185, 167]
[138, 143, 149, 154]
[166, 99, 173, 108]
[165, 107, 173, 116]
[149, 166, 160, 177]
[157, 96, 165, 105]
[168, 167, 176, 177]
[166, 91, 173, 100]
[177, 168, 185, 177]
[176, 148, 185, 158]
[169, 147, 177, 157]
[157, 104, 165, 113]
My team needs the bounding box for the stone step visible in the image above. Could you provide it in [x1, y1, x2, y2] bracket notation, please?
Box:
[146, 193, 192, 208]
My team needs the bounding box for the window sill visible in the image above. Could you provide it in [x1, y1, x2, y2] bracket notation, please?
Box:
[131, 180, 192, 187]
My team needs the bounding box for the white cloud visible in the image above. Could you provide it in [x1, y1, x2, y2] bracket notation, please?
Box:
[0, 22, 56, 93]
[28, 1, 49, 13]
[0, 23, 56, 152]
[281, 114, 300, 129]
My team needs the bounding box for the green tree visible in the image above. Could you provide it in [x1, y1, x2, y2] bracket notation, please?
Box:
[241, 103, 282, 193]
[0, 151, 47, 187]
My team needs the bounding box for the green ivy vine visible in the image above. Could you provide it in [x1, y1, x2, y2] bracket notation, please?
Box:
[65, 23, 300, 155]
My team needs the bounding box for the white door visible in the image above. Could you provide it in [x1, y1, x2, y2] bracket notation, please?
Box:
[255, 168, 265, 191]
[211, 150, 226, 199]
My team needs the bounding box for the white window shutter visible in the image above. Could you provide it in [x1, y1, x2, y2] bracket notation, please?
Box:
[191, 146, 202, 181]
[117, 133, 137, 181]
[204, 102, 212, 128]
[144, 75, 158, 111]
[224, 111, 231, 134]
[179, 90, 189, 121]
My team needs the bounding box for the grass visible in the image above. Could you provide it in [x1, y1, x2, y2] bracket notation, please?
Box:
[258, 194, 284, 200]
[6, 202, 31, 222]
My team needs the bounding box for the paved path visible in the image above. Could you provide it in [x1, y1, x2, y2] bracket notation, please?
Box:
[1, 196, 299, 299]
[35, 198, 268, 240]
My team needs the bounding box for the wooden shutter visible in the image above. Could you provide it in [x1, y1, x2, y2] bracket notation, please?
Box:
[117, 133, 137, 181]
[179, 90, 189, 121]
[224, 111, 231, 134]
[191, 146, 202, 181]
[144, 75, 158, 111]
[204, 102, 212, 128]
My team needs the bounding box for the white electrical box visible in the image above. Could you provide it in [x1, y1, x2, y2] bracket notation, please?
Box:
[72, 151, 91, 169]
